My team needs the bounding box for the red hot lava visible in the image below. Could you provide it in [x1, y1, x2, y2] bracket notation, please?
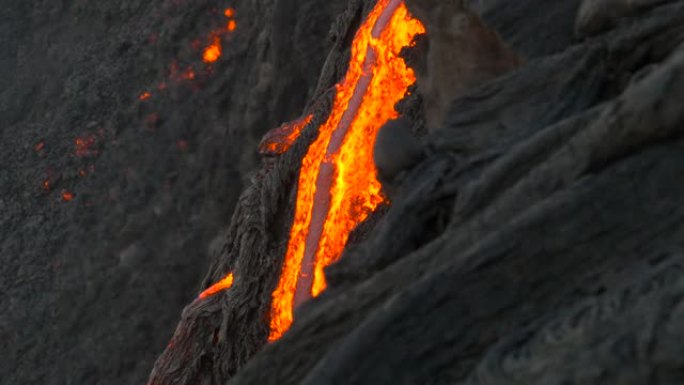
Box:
[198, 0, 425, 343]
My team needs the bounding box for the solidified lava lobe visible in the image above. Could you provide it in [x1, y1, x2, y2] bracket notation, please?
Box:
[259, 114, 314, 155]
[268, 0, 424, 341]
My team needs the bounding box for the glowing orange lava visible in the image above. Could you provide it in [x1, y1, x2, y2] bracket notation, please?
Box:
[203, 36, 222, 63]
[61, 190, 75, 201]
[201, 7, 237, 64]
[139, 91, 152, 101]
[268, 0, 424, 341]
[198, 273, 234, 299]
[196, 0, 424, 343]
[227, 20, 237, 32]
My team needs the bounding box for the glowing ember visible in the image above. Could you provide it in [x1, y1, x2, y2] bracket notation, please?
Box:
[139, 91, 152, 101]
[201, 7, 236, 64]
[227, 20, 237, 32]
[61, 190, 75, 201]
[75, 135, 97, 157]
[34, 141, 45, 152]
[259, 114, 314, 155]
[42, 179, 51, 191]
[203, 36, 222, 63]
[268, 0, 424, 341]
[199, 273, 234, 299]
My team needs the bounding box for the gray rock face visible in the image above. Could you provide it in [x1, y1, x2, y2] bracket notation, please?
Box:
[1, 0, 345, 384]
[404, 0, 522, 130]
[575, 0, 672, 37]
[373, 117, 424, 187]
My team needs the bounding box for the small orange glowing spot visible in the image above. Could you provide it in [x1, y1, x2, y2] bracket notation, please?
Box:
[199, 273, 234, 299]
[61, 190, 74, 201]
[203, 36, 222, 63]
[34, 141, 45, 152]
[227, 20, 237, 32]
[75, 135, 97, 157]
[139, 91, 152, 101]
[78, 170, 87, 177]
[224, 7, 235, 18]
[42, 179, 51, 191]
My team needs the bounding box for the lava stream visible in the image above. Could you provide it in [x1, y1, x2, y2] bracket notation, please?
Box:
[196, 0, 424, 343]
[268, 0, 424, 341]
[198, 273, 234, 299]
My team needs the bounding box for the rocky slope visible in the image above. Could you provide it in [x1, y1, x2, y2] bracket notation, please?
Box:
[154, 0, 684, 384]
[2, 0, 344, 383]
[4, 0, 684, 384]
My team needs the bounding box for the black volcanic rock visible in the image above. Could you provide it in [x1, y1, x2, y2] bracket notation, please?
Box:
[226, 1, 684, 384]
[1, 0, 345, 384]
[5, 0, 684, 384]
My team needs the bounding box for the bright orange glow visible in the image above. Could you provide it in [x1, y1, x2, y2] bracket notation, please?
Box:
[61, 190, 74, 201]
[259, 114, 314, 155]
[202, 36, 222, 63]
[224, 7, 235, 18]
[198, 273, 234, 299]
[227, 20, 237, 32]
[268, 0, 425, 341]
[139, 91, 152, 101]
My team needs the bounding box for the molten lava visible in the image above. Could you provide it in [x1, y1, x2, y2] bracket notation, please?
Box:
[198, 273, 234, 299]
[197, 0, 424, 343]
[268, 0, 424, 341]
[202, 7, 237, 64]
[203, 36, 223, 64]
[61, 190, 75, 202]
[139, 91, 152, 101]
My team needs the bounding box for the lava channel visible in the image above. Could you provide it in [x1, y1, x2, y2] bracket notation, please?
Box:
[197, 0, 424, 343]
[268, 0, 424, 341]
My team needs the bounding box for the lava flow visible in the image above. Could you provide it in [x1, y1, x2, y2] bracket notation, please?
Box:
[197, 0, 424, 343]
[199, 273, 234, 299]
[268, 0, 424, 341]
